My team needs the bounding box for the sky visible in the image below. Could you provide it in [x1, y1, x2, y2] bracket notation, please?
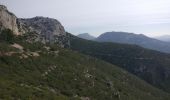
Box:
[1, 0, 170, 37]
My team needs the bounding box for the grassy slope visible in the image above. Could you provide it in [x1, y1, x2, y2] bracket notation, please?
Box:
[70, 35, 170, 93]
[0, 40, 170, 100]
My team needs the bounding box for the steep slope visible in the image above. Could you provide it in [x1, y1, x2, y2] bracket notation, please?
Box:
[70, 34, 170, 93]
[77, 33, 96, 40]
[155, 35, 170, 42]
[0, 31, 170, 100]
[0, 5, 20, 35]
[96, 31, 170, 53]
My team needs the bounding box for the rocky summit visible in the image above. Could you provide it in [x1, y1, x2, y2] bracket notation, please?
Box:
[18, 17, 70, 47]
[0, 5, 69, 47]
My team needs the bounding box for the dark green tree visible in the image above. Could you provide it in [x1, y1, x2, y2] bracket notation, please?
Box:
[0, 29, 15, 43]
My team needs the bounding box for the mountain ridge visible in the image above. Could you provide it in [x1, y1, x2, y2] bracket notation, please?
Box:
[0, 30, 169, 99]
[70, 34, 170, 93]
[95, 31, 170, 53]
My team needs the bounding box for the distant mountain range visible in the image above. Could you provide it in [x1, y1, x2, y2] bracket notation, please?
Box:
[155, 35, 170, 42]
[77, 33, 96, 40]
[95, 31, 170, 53]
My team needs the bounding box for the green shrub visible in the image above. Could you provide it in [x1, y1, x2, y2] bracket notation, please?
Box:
[0, 29, 15, 43]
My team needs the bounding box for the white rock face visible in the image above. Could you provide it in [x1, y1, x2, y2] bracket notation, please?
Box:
[19, 17, 66, 35]
[18, 17, 70, 47]
[18, 17, 66, 42]
[0, 5, 70, 47]
[0, 5, 20, 35]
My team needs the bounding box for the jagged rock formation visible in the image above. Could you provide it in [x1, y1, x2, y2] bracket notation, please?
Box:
[0, 5, 20, 35]
[18, 17, 70, 47]
[0, 5, 70, 47]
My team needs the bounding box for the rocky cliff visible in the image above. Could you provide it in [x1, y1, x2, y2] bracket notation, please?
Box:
[0, 5, 20, 35]
[18, 17, 69, 47]
[0, 5, 69, 47]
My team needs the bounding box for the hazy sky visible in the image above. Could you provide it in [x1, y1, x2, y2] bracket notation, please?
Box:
[1, 0, 170, 37]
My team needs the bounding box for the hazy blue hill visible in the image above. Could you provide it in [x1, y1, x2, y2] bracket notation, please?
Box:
[95, 31, 170, 53]
[70, 34, 170, 93]
[77, 33, 96, 40]
[155, 35, 170, 42]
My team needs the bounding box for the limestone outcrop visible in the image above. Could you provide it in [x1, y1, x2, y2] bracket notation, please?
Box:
[0, 5, 20, 35]
[0, 5, 70, 47]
